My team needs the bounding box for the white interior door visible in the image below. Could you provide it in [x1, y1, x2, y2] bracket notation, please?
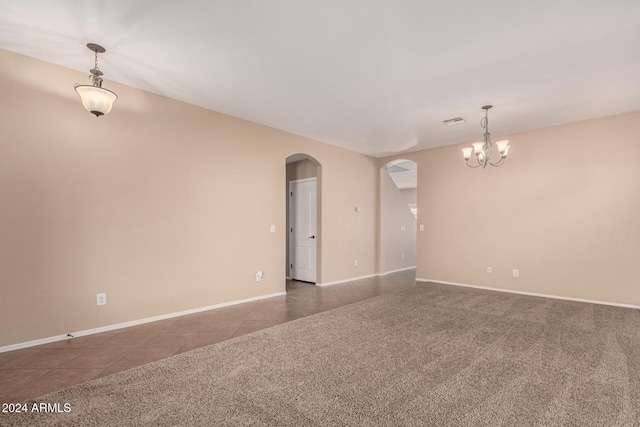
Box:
[289, 178, 317, 283]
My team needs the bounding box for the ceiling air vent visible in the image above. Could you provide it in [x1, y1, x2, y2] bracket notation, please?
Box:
[442, 117, 466, 126]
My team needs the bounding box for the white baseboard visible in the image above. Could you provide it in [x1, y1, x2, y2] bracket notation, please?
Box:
[317, 274, 378, 287]
[380, 266, 416, 275]
[416, 278, 640, 311]
[0, 291, 286, 354]
[316, 267, 416, 287]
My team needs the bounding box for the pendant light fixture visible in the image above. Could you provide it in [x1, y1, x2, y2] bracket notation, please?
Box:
[461, 105, 510, 168]
[74, 43, 117, 117]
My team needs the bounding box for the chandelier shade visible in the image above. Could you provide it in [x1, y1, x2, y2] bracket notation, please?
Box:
[462, 105, 510, 168]
[74, 43, 117, 117]
[74, 85, 117, 117]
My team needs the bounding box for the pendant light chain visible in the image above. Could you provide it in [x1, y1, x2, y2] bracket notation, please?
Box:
[90, 48, 103, 88]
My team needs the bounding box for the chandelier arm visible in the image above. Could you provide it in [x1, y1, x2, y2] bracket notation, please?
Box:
[487, 157, 505, 167]
[465, 159, 483, 168]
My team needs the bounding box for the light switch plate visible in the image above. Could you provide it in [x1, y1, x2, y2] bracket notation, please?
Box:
[96, 293, 106, 306]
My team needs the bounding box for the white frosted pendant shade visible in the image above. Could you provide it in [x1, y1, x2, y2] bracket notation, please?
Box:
[496, 140, 510, 154]
[75, 85, 117, 117]
[472, 142, 485, 154]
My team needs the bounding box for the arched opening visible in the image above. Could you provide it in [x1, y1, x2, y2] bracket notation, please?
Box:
[379, 159, 417, 275]
[286, 153, 322, 284]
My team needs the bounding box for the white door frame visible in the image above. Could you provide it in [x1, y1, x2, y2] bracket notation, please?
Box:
[289, 177, 317, 283]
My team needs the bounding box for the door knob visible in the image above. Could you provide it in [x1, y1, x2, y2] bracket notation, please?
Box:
[309, 235, 315, 239]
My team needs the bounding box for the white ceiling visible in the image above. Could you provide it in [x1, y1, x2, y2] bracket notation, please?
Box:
[1, 1, 639, 157]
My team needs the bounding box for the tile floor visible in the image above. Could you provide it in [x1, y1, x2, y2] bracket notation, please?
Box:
[0, 269, 416, 404]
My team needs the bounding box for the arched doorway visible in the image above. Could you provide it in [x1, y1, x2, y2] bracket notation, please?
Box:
[379, 159, 417, 275]
[286, 154, 322, 284]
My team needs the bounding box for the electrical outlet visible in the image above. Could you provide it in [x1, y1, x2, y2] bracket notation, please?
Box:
[513, 269, 519, 278]
[270, 224, 275, 233]
[487, 266, 492, 273]
[96, 293, 106, 306]
[354, 259, 358, 266]
[256, 271, 263, 282]
[419, 224, 425, 232]
[402, 253, 405, 259]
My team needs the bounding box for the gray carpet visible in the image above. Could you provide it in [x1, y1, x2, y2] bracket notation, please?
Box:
[3, 282, 640, 426]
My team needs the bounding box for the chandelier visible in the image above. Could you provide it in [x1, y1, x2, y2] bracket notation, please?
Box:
[461, 105, 510, 168]
[74, 43, 118, 117]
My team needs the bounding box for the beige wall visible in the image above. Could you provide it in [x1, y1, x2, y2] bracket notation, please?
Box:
[380, 110, 640, 306]
[379, 169, 417, 273]
[0, 49, 377, 347]
[3, 46, 639, 349]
